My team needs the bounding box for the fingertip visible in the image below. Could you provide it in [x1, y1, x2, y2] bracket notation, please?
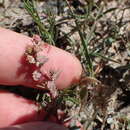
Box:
[39, 44, 82, 89]
[0, 91, 45, 128]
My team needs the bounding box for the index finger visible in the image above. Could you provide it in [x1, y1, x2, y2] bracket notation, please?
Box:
[0, 27, 82, 89]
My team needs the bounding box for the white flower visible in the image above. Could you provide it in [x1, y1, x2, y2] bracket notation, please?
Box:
[32, 70, 42, 81]
[26, 55, 35, 64]
[107, 117, 114, 124]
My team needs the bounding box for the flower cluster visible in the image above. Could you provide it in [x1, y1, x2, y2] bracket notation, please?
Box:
[25, 35, 59, 98]
[25, 35, 48, 68]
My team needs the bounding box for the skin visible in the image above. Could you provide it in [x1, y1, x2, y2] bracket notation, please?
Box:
[1, 122, 68, 130]
[0, 27, 82, 89]
[0, 28, 82, 129]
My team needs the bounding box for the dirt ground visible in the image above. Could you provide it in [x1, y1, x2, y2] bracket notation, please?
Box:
[0, 0, 130, 130]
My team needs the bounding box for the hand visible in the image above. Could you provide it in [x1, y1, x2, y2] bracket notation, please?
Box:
[0, 27, 82, 130]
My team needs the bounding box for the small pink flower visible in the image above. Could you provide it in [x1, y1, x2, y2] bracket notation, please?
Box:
[32, 70, 42, 81]
[33, 44, 43, 52]
[26, 55, 36, 64]
[32, 35, 41, 44]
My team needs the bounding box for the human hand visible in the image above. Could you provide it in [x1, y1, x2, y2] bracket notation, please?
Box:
[0, 27, 82, 130]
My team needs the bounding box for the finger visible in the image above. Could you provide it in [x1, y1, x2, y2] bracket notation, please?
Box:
[0, 27, 82, 89]
[0, 91, 46, 128]
[0, 122, 68, 130]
